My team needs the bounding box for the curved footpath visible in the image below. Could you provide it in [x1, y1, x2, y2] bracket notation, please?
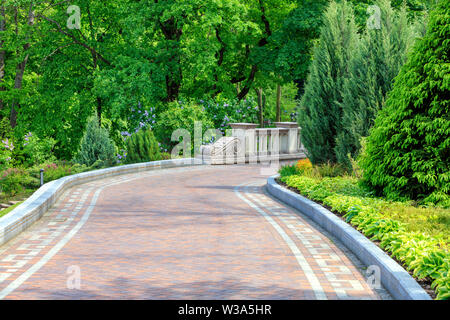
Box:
[0, 164, 389, 299]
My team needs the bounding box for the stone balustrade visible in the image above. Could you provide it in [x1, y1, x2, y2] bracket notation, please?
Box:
[200, 122, 307, 165]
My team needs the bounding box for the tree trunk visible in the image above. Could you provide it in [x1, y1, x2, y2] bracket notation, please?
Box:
[257, 88, 263, 128]
[159, 17, 183, 102]
[10, 5, 34, 128]
[276, 84, 281, 122]
[236, 0, 272, 101]
[97, 97, 102, 126]
[0, 3, 6, 113]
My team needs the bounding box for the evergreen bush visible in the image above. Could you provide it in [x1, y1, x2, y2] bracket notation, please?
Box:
[335, 0, 419, 168]
[125, 129, 161, 164]
[298, 0, 359, 164]
[360, 0, 450, 207]
[75, 116, 116, 167]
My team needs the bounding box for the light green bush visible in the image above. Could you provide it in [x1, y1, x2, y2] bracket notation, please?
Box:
[154, 101, 214, 155]
[360, 1, 450, 207]
[125, 129, 161, 164]
[75, 116, 116, 167]
[280, 169, 449, 300]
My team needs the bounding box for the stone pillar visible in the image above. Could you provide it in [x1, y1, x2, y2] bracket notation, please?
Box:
[230, 123, 258, 163]
[257, 129, 269, 159]
[274, 122, 299, 154]
[246, 129, 257, 164]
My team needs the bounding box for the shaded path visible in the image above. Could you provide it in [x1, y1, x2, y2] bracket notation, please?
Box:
[0, 164, 384, 299]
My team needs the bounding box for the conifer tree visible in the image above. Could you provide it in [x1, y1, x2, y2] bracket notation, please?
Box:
[298, 0, 359, 164]
[360, 0, 449, 207]
[335, 0, 419, 168]
[75, 116, 116, 167]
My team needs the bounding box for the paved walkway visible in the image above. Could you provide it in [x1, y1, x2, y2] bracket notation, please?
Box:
[0, 164, 384, 299]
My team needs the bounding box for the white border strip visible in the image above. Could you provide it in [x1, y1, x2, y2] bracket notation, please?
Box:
[235, 183, 327, 300]
[266, 175, 431, 300]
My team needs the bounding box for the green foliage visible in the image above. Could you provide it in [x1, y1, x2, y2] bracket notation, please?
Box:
[154, 101, 214, 154]
[19, 132, 56, 167]
[199, 96, 259, 133]
[125, 129, 161, 164]
[0, 161, 91, 203]
[278, 164, 300, 177]
[360, 1, 450, 207]
[335, 0, 420, 169]
[75, 117, 116, 167]
[30, 162, 87, 182]
[280, 169, 450, 299]
[298, 0, 359, 164]
[0, 168, 38, 196]
[0, 137, 13, 172]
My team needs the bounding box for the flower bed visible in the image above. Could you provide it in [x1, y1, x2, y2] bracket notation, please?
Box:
[279, 163, 449, 300]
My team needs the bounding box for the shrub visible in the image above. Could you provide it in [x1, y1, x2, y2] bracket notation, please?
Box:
[360, 1, 450, 207]
[295, 159, 313, 172]
[75, 116, 116, 167]
[0, 168, 39, 196]
[154, 101, 214, 155]
[298, 0, 359, 164]
[335, 0, 419, 169]
[0, 138, 13, 172]
[125, 129, 161, 164]
[20, 132, 57, 167]
[199, 96, 259, 133]
[278, 164, 300, 177]
[313, 162, 348, 178]
[27, 161, 90, 183]
[280, 169, 450, 299]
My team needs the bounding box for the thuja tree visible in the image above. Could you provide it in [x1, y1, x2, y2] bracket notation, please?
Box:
[360, 0, 449, 207]
[125, 129, 161, 164]
[335, 0, 420, 168]
[75, 116, 116, 167]
[298, 0, 359, 164]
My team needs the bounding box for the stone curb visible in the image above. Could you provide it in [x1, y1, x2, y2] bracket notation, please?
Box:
[266, 175, 432, 300]
[0, 158, 202, 246]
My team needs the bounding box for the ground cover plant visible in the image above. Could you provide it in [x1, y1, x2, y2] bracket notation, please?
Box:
[279, 160, 450, 300]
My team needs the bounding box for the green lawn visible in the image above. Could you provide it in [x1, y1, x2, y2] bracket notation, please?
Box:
[0, 201, 24, 219]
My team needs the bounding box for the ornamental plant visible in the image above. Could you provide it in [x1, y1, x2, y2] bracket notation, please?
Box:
[154, 101, 214, 154]
[335, 0, 420, 169]
[298, 0, 359, 164]
[199, 96, 259, 134]
[295, 159, 313, 173]
[21, 132, 56, 167]
[0, 138, 14, 171]
[75, 116, 116, 167]
[360, 1, 450, 207]
[279, 166, 450, 299]
[125, 129, 161, 164]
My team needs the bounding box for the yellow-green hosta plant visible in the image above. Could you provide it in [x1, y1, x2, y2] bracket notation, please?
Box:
[279, 165, 449, 299]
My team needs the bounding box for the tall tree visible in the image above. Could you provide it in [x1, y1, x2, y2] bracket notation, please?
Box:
[360, 0, 449, 207]
[335, 0, 420, 168]
[298, 0, 359, 164]
[0, 1, 6, 116]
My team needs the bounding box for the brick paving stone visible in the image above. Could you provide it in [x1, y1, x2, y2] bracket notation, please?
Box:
[0, 164, 386, 299]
